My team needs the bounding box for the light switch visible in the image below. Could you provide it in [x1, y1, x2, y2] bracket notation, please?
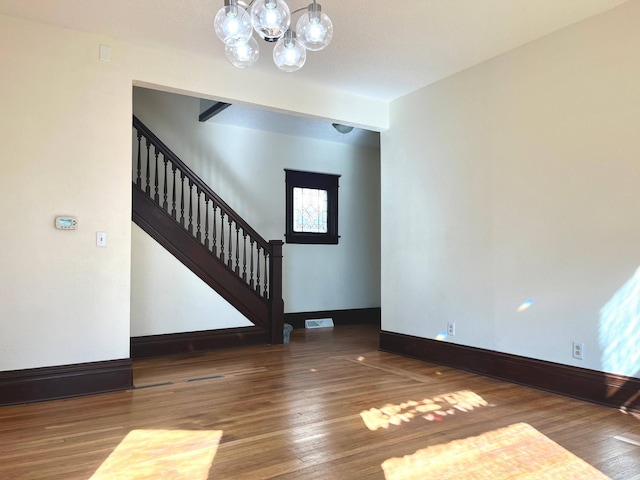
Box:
[96, 231, 107, 247]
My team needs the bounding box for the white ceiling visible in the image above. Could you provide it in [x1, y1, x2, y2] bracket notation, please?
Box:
[2, 0, 630, 144]
[0, 0, 630, 101]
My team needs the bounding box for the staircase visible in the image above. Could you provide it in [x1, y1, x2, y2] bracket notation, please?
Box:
[131, 115, 284, 345]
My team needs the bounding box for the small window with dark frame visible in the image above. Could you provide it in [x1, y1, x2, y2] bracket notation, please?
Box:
[285, 169, 340, 244]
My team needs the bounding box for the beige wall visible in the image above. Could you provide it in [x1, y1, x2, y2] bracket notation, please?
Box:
[382, 1, 640, 375]
[5, 2, 637, 377]
[0, 16, 132, 370]
[0, 14, 385, 371]
[131, 224, 253, 336]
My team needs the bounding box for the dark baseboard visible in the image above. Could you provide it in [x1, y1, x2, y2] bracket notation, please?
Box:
[379, 330, 640, 414]
[131, 326, 269, 359]
[285, 307, 381, 329]
[0, 358, 132, 406]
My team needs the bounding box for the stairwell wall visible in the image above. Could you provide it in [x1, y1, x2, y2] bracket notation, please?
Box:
[131, 88, 381, 335]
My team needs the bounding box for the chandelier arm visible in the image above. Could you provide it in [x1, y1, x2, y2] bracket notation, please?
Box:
[235, 1, 316, 20]
[239, 1, 311, 17]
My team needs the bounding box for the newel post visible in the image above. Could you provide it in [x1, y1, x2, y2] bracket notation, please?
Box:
[269, 240, 284, 344]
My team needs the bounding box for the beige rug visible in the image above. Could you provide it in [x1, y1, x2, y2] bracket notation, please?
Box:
[90, 429, 222, 480]
[382, 423, 610, 480]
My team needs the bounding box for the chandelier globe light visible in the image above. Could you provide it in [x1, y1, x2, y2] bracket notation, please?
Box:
[251, 0, 291, 42]
[214, 0, 253, 46]
[296, 2, 332, 51]
[214, 0, 333, 72]
[273, 29, 306, 72]
[225, 36, 260, 68]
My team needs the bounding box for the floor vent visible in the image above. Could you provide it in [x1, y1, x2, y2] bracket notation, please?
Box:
[135, 381, 173, 389]
[305, 318, 334, 329]
[185, 375, 225, 382]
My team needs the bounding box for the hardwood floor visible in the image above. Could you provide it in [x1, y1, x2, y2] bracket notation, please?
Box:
[0, 325, 638, 479]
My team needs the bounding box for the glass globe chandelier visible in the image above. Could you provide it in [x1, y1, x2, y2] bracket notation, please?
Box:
[214, 0, 333, 72]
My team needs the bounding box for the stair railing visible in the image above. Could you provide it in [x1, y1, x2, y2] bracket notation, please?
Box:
[132, 115, 284, 343]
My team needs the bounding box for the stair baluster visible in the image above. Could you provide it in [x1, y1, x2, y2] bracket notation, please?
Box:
[256, 245, 261, 295]
[235, 225, 240, 275]
[204, 197, 210, 249]
[136, 131, 142, 188]
[220, 211, 225, 262]
[188, 181, 194, 234]
[196, 188, 202, 241]
[249, 239, 255, 289]
[212, 204, 218, 256]
[242, 232, 248, 281]
[179, 173, 185, 227]
[154, 149, 160, 204]
[145, 139, 151, 195]
[171, 165, 177, 219]
[263, 249, 269, 299]
[227, 216, 233, 269]
[162, 155, 169, 211]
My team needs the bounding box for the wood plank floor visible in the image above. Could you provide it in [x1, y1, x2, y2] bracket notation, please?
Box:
[0, 325, 638, 479]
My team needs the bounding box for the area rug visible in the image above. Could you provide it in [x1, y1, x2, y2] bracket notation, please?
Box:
[381, 423, 610, 480]
[90, 429, 222, 480]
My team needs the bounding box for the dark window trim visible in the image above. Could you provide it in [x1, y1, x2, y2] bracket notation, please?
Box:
[285, 169, 340, 245]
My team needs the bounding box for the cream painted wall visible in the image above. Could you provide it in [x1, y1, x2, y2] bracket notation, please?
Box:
[130, 224, 252, 336]
[0, 16, 132, 370]
[0, 14, 385, 372]
[382, 1, 640, 375]
[132, 88, 380, 329]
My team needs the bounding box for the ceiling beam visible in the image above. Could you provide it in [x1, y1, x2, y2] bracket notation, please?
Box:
[199, 102, 232, 122]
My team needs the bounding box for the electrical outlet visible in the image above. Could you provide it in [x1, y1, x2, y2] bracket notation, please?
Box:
[573, 341, 584, 360]
[447, 322, 456, 336]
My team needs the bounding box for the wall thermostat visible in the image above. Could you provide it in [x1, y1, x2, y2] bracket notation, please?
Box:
[55, 215, 78, 230]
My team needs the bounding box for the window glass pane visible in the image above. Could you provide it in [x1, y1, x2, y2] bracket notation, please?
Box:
[293, 187, 328, 233]
[285, 169, 340, 244]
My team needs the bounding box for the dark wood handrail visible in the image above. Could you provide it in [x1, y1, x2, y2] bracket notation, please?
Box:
[133, 115, 271, 254]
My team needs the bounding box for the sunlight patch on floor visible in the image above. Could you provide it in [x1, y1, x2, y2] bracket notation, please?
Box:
[89, 429, 222, 480]
[381, 423, 610, 480]
[360, 390, 490, 431]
